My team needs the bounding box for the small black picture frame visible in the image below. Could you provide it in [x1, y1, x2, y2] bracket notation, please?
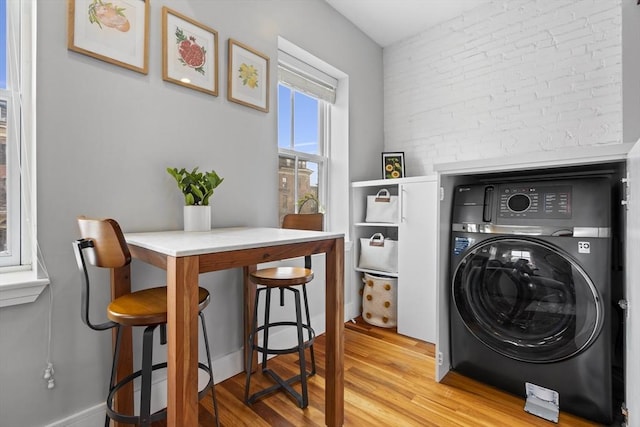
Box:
[382, 152, 405, 179]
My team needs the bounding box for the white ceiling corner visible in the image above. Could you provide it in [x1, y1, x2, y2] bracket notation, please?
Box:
[324, 0, 493, 47]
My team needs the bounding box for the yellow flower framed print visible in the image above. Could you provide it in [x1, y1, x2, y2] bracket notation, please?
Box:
[227, 39, 270, 112]
[382, 152, 405, 179]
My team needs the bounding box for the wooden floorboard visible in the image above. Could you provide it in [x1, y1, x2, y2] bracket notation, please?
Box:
[153, 317, 606, 426]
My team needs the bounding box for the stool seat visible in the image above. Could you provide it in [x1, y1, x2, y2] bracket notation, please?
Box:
[108, 287, 210, 326]
[249, 267, 314, 287]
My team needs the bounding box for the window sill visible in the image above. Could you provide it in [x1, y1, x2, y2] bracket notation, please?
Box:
[0, 270, 50, 308]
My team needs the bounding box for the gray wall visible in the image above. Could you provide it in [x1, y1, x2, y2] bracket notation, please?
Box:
[0, 1, 383, 426]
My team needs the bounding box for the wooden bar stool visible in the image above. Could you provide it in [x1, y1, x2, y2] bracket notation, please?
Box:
[244, 213, 323, 408]
[73, 217, 220, 427]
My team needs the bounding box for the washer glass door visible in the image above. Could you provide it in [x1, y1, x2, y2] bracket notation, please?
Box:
[452, 237, 603, 363]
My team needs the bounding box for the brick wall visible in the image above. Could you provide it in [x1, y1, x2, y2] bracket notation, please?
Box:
[383, 0, 622, 176]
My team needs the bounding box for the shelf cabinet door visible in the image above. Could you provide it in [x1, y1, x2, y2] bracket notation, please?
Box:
[625, 141, 640, 422]
[397, 180, 438, 343]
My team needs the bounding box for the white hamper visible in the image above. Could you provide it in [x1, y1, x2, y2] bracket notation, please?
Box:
[361, 273, 397, 328]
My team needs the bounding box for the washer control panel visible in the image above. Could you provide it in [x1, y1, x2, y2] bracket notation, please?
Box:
[498, 184, 571, 219]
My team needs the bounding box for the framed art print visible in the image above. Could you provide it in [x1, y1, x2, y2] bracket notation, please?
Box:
[67, 0, 149, 74]
[162, 7, 218, 96]
[382, 152, 405, 179]
[227, 39, 270, 112]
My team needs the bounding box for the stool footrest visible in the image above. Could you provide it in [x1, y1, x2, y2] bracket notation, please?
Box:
[254, 321, 315, 355]
[246, 368, 312, 408]
[106, 362, 214, 425]
[107, 362, 169, 425]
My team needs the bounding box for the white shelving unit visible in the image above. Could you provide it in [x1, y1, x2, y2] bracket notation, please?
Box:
[351, 176, 438, 342]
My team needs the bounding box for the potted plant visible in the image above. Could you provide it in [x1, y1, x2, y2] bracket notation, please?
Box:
[167, 167, 224, 231]
[297, 192, 322, 214]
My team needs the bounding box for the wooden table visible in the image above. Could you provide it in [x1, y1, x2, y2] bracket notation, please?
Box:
[111, 227, 345, 426]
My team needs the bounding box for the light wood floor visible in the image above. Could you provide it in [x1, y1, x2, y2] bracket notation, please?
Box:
[155, 318, 605, 426]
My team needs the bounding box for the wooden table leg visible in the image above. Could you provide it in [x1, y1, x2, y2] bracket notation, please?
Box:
[111, 265, 133, 427]
[243, 265, 258, 373]
[325, 237, 345, 426]
[166, 256, 200, 427]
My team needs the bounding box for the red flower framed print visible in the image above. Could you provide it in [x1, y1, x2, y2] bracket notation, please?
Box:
[162, 7, 218, 96]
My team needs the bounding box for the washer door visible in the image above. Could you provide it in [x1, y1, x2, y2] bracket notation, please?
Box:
[452, 237, 603, 363]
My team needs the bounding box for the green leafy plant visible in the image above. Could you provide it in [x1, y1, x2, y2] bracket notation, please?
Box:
[297, 192, 323, 213]
[167, 167, 224, 206]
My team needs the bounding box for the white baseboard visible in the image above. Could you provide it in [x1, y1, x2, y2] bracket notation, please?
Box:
[43, 307, 355, 427]
[44, 403, 106, 427]
[345, 301, 358, 322]
[44, 349, 244, 427]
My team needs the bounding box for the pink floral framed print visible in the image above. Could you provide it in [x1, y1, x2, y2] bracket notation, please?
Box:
[162, 7, 218, 96]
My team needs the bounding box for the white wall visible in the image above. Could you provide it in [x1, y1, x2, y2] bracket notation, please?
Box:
[0, 1, 383, 426]
[384, 0, 624, 175]
[623, 0, 640, 143]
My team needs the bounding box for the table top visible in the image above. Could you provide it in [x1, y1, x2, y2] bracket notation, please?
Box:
[124, 226, 344, 257]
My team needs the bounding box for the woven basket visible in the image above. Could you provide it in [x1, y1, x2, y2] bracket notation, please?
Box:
[361, 272, 397, 328]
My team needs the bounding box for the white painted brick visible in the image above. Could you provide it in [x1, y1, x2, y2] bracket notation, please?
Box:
[591, 83, 622, 98]
[558, 33, 608, 52]
[383, 0, 622, 175]
[514, 31, 555, 49]
[580, 96, 622, 113]
[580, 3, 621, 22]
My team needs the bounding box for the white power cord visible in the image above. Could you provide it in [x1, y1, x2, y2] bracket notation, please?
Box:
[43, 362, 54, 389]
[41, 263, 54, 390]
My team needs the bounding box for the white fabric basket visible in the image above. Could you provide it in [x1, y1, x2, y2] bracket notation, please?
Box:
[365, 189, 398, 223]
[358, 233, 398, 273]
[361, 273, 398, 328]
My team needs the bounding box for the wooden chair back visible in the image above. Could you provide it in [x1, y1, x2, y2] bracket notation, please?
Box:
[282, 213, 323, 270]
[77, 216, 131, 268]
[282, 213, 324, 232]
[74, 216, 131, 331]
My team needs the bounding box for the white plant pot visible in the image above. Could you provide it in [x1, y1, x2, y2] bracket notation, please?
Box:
[183, 205, 211, 232]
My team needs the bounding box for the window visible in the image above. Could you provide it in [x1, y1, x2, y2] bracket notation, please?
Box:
[0, 0, 21, 267]
[0, 1, 47, 307]
[0, 0, 35, 270]
[277, 46, 339, 226]
[277, 84, 328, 225]
[277, 37, 349, 241]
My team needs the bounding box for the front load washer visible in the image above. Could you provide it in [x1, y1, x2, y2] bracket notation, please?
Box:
[450, 177, 614, 424]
